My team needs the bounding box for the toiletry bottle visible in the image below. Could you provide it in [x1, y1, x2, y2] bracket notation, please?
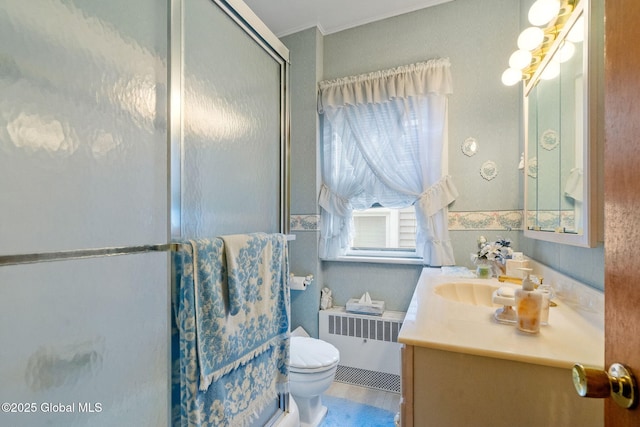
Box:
[537, 284, 554, 326]
[514, 268, 542, 334]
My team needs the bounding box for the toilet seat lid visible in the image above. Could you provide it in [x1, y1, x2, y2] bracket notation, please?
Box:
[289, 337, 339, 372]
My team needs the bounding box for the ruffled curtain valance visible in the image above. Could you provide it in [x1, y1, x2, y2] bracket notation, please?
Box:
[318, 58, 452, 113]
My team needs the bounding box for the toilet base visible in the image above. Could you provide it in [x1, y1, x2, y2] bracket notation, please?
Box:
[295, 394, 328, 427]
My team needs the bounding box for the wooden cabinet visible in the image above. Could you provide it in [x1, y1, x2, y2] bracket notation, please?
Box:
[400, 344, 603, 427]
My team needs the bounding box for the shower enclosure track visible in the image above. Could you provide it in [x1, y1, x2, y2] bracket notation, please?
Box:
[0, 243, 193, 267]
[0, 236, 297, 266]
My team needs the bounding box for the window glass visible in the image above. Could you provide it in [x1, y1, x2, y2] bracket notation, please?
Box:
[351, 206, 417, 255]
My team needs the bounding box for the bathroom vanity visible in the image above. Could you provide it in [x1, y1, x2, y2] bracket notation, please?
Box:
[398, 266, 604, 427]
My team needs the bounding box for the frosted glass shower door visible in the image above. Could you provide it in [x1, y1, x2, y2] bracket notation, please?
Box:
[181, 0, 287, 237]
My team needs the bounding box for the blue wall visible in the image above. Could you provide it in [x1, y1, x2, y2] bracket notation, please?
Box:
[284, 28, 325, 337]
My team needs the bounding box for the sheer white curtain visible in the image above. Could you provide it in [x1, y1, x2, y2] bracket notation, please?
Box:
[318, 58, 458, 266]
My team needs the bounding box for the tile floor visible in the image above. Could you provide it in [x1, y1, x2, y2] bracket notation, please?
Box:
[324, 381, 400, 414]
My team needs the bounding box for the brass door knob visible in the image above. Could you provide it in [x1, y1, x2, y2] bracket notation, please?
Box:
[572, 363, 638, 409]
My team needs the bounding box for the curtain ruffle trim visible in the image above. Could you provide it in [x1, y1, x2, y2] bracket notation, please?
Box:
[421, 237, 456, 267]
[417, 175, 458, 217]
[318, 58, 452, 113]
[318, 183, 352, 217]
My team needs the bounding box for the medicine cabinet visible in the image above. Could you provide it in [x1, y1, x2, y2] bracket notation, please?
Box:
[523, 0, 603, 247]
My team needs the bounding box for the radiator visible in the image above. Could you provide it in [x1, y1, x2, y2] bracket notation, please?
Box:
[319, 307, 405, 393]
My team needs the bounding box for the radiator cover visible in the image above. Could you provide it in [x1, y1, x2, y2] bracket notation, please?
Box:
[319, 307, 405, 393]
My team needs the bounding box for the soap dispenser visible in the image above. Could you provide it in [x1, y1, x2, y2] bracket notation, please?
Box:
[514, 268, 542, 334]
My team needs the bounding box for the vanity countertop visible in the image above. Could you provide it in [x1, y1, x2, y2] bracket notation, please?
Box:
[398, 267, 604, 369]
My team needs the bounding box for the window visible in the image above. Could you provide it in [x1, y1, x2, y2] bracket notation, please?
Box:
[317, 58, 458, 266]
[351, 206, 417, 254]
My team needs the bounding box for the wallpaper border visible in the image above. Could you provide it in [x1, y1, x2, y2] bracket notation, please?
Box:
[290, 210, 526, 232]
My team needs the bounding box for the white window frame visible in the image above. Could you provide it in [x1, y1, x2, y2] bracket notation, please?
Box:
[343, 206, 422, 264]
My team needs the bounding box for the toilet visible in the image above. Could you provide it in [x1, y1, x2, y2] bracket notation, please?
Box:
[289, 336, 340, 427]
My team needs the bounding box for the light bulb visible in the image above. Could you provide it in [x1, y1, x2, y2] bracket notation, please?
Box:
[502, 68, 522, 86]
[509, 49, 533, 69]
[517, 27, 545, 51]
[528, 0, 561, 26]
[567, 16, 585, 43]
[557, 41, 575, 63]
[540, 61, 560, 80]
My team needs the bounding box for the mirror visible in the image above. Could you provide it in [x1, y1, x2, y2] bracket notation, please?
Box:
[524, 0, 602, 247]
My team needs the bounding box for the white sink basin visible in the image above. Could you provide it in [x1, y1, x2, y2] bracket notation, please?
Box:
[433, 281, 500, 307]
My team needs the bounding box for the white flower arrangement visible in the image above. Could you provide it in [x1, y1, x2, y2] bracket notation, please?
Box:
[471, 235, 514, 266]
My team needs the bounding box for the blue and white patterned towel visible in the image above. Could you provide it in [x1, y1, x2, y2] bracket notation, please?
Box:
[183, 234, 290, 390]
[172, 233, 290, 427]
[222, 232, 288, 317]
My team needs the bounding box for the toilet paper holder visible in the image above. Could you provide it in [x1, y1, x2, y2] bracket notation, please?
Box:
[289, 273, 313, 290]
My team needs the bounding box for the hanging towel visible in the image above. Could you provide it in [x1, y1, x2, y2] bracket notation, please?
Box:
[190, 234, 289, 390]
[172, 243, 289, 427]
[222, 233, 288, 316]
[172, 320, 289, 427]
[173, 238, 227, 390]
[172, 235, 290, 426]
[565, 167, 583, 202]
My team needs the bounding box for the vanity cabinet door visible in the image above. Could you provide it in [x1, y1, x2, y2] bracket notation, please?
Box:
[401, 345, 602, 426]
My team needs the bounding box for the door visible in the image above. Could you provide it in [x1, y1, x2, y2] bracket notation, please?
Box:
[604, 0, 640, 425]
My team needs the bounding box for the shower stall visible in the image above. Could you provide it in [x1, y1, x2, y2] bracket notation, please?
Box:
[0, 0, 289, 425]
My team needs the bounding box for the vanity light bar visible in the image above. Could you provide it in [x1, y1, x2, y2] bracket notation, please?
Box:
[502, 0, 579, 86]
[522, 0, 578, 83]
